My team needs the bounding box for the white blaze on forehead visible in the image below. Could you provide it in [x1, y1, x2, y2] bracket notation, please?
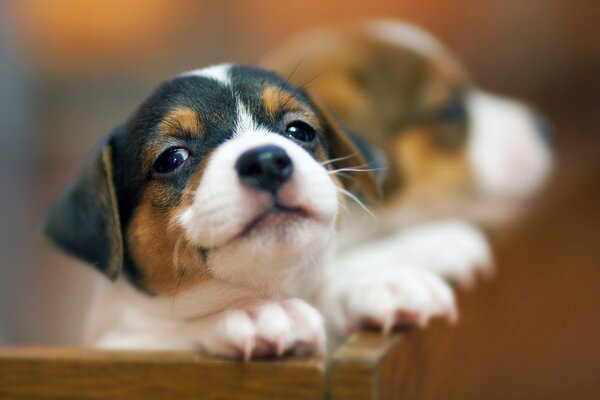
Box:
[233, 101, 259, 137]
[181, 64, 232, 86]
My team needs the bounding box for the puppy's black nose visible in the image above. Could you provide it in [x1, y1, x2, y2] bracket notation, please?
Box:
[535, 114, 554, 148]
[236, 145, 293, 193]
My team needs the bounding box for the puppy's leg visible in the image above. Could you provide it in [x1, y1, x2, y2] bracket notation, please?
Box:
[97, 299, 325, 359]
[384, 219, 494, 287]
[316, 260, 456, 340]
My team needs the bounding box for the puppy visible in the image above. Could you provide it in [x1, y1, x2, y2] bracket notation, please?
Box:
[44, 64, 387, 359]
[262, 21, 554, 336]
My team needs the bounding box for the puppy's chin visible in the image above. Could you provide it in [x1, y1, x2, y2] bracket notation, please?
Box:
[207, 214, 335, 289]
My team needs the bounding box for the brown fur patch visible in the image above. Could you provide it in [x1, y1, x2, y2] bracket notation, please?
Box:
[158, 105, 204, 136]
[126, 155, 213, 296]
[100, 145, 124, 279]
[261, 85, 322, 129]
[384, 127, 472, 208]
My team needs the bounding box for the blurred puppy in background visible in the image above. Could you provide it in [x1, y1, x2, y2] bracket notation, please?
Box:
[263, 20, 553, 337]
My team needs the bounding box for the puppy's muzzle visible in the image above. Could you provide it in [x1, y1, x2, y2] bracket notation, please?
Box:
[236, 145, 293, 194]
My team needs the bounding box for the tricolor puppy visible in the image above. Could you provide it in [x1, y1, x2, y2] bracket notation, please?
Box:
[44, 65, 379, 359]
[263, 21, 554, 336]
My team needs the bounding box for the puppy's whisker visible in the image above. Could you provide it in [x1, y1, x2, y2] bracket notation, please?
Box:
[298, 69, 328, 92]
[328, 167, 385, 174]
[172, 235, 184, 277]
[320, 153, 359, 167]
[336, 186, 377, 219]
[284, 59, 304, 86]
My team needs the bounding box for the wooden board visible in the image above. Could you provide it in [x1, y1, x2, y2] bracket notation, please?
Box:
[0, 332, 433, 400]
[0, 346, 326, 400]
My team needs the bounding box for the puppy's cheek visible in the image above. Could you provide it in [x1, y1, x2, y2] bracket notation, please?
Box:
[126, 196, 211, 297]
[207, 219, 335, 289]
[467, 91, 553, 198]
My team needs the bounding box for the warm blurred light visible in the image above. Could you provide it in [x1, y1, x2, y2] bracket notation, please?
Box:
[8, 0, 196, 71]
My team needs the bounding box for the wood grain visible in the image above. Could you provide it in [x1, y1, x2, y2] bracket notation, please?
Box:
[328, 331, 417, 400]
[0, 347, 326, 400]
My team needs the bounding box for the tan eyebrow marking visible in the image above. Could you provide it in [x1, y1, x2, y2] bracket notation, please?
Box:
[262, 85, 304, 118]
[262, 85, 322, 130]
[158, 106, 204, 136]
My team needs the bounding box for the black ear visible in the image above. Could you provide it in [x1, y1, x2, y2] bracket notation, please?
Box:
[307, 92, 382, 202]
[44, 137, 123, 279]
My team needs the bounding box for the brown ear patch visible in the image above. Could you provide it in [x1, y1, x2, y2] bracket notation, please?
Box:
[100, 146, 124, 278]
[307, 92, 380, 202]
[126, 155, 213, 296]
[158, 106, 204, 136]
[386, 126, 472, 207]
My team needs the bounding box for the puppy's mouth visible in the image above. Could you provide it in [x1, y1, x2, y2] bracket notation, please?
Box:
[237, 201, 309, 238]
[197, 199, 313, 258]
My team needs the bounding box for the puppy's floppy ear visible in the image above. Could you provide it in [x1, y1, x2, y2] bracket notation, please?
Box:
[308, 92, 381, 201]
[44, 134, 123, 280]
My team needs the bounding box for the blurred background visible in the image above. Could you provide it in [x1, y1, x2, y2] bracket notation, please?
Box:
[0, 0, 598, 398]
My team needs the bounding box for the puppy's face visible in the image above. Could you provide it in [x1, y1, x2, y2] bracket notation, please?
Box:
[45, 65, 376, 296]
[263, 21, 553, 224]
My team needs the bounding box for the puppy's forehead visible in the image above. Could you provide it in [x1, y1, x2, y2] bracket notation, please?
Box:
[144, 64, 313, 136]
[124, 64, 323, 180]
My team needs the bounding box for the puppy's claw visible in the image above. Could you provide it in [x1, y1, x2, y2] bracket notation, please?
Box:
[240, 337, 254, 361]
[196, 299, 325, 360]
[325, 266, 457, 336]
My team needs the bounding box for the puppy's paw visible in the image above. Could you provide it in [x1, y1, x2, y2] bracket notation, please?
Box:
[193, 299, 325, 360]
[323, 266, 457, 335]
[392, 219, 493, 287]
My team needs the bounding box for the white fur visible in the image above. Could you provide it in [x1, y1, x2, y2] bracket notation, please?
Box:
[468, 90, 552, 199]
[320, 219, 491, 340]
[371, 220, 492, 286]
[95, 295, 324, 359]
[233, 101, 258, 137]
[181, 64, 232, 85]
[317, 262, 456, 341]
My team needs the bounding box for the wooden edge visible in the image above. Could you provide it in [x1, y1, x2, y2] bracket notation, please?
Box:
[327, 331, 413, 400]
[0, 346, 326, 400]
[0, 333, 415, 400]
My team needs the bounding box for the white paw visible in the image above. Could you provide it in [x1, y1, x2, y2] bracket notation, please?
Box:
[322, 266, 457, 335]
[392, 220, 493, 287]
[193, 299, 325, 360]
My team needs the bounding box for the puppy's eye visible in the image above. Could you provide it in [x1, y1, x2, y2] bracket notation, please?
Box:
[285, 120, 316, 142]
[153, 148, 190, 174]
